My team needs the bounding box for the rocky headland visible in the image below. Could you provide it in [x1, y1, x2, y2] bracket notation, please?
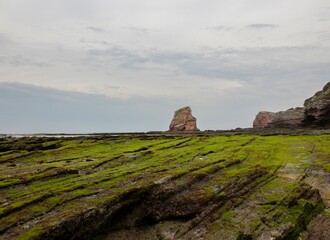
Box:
[253, 82, 330, 129]
[253, 108, 304, 129]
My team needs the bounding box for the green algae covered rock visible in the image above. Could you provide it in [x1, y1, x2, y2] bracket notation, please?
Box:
[0, 133, 329, 239]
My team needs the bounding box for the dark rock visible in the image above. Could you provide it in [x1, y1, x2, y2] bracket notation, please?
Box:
[169, 106, 199, 131]
[303, 82, 330, 128]
[253, 108, 304, 128]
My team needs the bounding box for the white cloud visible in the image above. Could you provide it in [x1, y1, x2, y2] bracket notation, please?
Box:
[246, 24, 277, 29]
[87, 27, 105, 33]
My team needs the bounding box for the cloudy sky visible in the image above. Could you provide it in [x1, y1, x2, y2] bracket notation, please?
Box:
[0, 0, 329, 133]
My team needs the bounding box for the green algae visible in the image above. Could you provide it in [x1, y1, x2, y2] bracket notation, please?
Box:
[0, 133, 329, 239]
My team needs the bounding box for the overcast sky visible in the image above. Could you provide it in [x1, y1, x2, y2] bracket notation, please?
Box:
[0, 0, 329, 133]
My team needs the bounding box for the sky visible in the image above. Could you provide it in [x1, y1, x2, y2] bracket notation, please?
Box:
[0, 0, 330, 133]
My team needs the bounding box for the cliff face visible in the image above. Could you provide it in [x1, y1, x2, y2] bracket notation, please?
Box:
[253, 108, 304, 129]
[169, 106, 199, 131]
[304, 82, 330, 128]
[254, 82, 330, 129]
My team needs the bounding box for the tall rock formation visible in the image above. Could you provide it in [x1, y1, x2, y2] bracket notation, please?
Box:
[303, 82, 330, 128]
[253, 108, 304, 129]
[169, 106, 199, 131]
[253, 82, 330, 129]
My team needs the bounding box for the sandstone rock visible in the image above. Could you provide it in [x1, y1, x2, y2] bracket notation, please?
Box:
[253, 108, 304, 128]
[303, 81, 330, 128]
[169, 106, 199, 131]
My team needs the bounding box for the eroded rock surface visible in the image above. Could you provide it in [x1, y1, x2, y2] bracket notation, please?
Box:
[304, 82, 330, 128]
[253, 108, 304, 128]
[169, 106, 199, 131]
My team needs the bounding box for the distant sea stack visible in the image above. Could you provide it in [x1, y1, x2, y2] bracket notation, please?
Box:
[169, 106, 199, 131]
[253, 81, 330, 129]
